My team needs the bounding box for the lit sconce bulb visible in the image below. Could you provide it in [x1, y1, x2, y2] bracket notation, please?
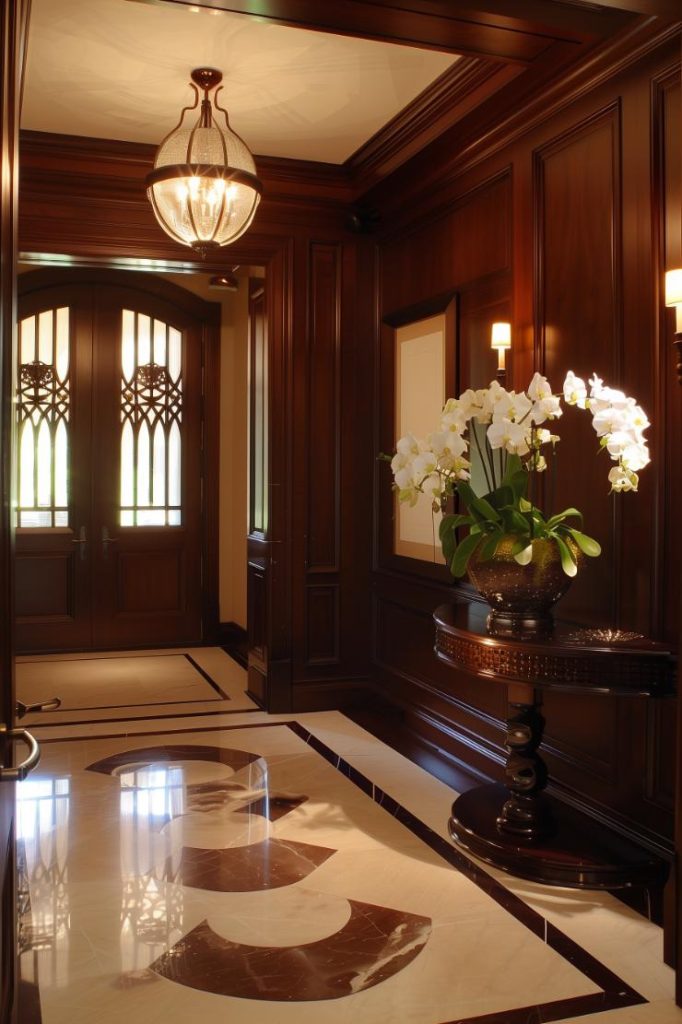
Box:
[665, 268, 682, 384]
[490, 321, 512, 374]
[665, 269, 682, 332]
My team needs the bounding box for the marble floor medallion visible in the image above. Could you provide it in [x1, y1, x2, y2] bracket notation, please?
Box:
[18, 720, 650, 1024]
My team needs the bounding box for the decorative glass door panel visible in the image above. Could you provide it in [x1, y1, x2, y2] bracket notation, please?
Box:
[15, 274, 208, 653]
[120, 311, 183, 527]
[17, 308, 70, 528]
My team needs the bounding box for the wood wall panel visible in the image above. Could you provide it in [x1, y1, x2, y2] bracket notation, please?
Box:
[370, 35, 681, 861]
[307, 243, 341, 573]
[534, 104, 622, 626]
[306, 584, 340, 666]
[379, 173, 511, 315]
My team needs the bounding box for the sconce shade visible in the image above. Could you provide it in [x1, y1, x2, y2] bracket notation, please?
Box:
[146, 68, 262, 256]
[491, 322, 512, 350]
[665, 269, 682, 307]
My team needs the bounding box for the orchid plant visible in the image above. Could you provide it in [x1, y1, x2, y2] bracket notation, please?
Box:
[388, 371, 650, 579]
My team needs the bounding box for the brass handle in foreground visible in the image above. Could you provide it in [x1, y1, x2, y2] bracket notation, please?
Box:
[0, 724, 41, 781]
[16, 697, 62, 719]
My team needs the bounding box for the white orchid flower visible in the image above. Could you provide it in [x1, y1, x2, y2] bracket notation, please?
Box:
[396, 432, 421, 457]
[487, 417, 530, 455]
[411, 451, 438, 482]
[563, 371, 587, 408]
[528, 372, 553, 401]
[608, 465, 639, 493]
[620, 442, 650, 472]
[532, 395, 563, 424]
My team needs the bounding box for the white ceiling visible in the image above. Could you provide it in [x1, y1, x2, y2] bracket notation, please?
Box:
[22, 0, 457, 164]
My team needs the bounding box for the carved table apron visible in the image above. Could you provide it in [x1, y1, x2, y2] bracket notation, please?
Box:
[434, 601, 676, 889]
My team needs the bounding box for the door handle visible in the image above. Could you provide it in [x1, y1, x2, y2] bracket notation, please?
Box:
[101, 525, 118, 558]
[16, 697, 62, 719]
[0, 724, 41, 781]
[72, 525, 87, 561]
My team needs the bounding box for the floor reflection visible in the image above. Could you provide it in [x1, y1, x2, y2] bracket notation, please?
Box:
[16, 777, 71, 989]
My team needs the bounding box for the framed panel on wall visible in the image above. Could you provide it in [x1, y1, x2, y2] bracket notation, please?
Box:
[380, 292, 457, 577]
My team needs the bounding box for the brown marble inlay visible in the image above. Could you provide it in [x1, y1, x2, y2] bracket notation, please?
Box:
[163, 837, 335, 892]
[85, 744, 261, 776]
[151, 900, 431, 1000]
[238, 793, 308, 821]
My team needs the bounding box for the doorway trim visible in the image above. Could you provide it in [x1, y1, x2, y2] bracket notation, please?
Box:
[17, 266, 222, 646]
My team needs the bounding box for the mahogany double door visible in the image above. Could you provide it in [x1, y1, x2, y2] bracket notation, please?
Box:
[14, 273, 207, 653]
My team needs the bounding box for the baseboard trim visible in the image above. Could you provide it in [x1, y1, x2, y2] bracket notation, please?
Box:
[218, 621, 248, 670]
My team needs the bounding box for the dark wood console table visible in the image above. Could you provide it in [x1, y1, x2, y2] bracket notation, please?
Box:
[434, 601, 676, 889]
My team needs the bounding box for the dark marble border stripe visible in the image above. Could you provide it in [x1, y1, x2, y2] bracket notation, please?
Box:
[183, 654, 230, 699]
[31, 717, 648, 1023]
[31, 706, 261, 731]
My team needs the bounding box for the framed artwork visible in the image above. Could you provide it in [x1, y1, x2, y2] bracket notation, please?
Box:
[383, 293, 457, 567]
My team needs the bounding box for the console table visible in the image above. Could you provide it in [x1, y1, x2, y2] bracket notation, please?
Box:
[434, 601, 676, 889]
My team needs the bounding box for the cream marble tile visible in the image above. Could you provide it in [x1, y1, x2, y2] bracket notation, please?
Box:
[17, 646, 257, 725]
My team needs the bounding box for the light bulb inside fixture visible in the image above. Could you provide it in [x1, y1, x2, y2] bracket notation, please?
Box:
[146, 67, 262, 255]
[490, 321, 511, 372]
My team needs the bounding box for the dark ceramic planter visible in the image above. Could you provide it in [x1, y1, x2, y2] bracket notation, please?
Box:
[467, 535, 579, 638]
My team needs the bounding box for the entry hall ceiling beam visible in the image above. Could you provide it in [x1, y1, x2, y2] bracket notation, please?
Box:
[126, 0, 636, 62]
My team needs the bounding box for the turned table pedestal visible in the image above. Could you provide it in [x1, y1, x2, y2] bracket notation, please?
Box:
[434, 601, 675, 889]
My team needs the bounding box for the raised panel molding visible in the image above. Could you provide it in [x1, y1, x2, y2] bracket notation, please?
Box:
[305, 584, 340, 667]
[533, 101, 622, 628]
[306, 242, 342, 574]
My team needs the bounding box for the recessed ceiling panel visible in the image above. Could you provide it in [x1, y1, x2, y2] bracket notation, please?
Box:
[22, 0, 457, 163]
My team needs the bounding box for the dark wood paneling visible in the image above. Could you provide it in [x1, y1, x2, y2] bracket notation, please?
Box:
[307, 243, 341, 573]
[534, 103, 622, 626]
[116, 550, 184, 613]
[369, 33, 681, 869]
[306, 584, 340, 666]
[15, 552, 73, 619]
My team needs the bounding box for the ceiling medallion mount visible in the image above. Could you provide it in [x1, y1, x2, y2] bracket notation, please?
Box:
[190, 67, 223, 93]
[146, 67, 262, 257]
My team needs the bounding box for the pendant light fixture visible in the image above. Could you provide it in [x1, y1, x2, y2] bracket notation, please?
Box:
[146, 68, 262, 256]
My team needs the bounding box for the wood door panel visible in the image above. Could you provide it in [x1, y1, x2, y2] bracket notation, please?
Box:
[116, 547, 185, 614]
[15, 271, 218, 652]
[15, 551, 73, 618]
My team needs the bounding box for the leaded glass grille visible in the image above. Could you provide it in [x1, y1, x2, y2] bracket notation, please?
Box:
[17, 308, 70, 528]
[120, 310, 183, 526]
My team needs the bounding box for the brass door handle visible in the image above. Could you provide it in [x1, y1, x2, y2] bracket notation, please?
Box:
[16, 697, 61, 719]
[101, 526, 118, 558]
[72, 525, 87, 561]
[0, 725, 41, 781]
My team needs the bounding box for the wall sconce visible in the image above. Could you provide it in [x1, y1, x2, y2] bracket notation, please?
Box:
[664, 269, 682, 384]
[491, 322, 511, 381]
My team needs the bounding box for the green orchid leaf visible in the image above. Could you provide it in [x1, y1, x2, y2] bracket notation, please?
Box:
[438, 514, 473, 542]
[501, 507, 531, 534]
[555, 536, 578, 577]
[501, 453, 523, 485]
[513, 543, 533, 565]
[450, 532, 485, 578]
[508, 470, 529, 503]
[566, 528, 602, 558]
[546, 507, 584, 530]
[477, 530, 503, 562]
[486, 485, 514, 511]
[470, 495, 501, 523]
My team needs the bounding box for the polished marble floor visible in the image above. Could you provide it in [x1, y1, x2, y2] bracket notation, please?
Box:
[16, 649, 682, 1024]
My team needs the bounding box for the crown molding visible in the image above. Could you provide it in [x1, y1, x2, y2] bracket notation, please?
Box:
[357, 15, 682, 214]
[345, 58, 522, 194]
[19, 130, 353, 206]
